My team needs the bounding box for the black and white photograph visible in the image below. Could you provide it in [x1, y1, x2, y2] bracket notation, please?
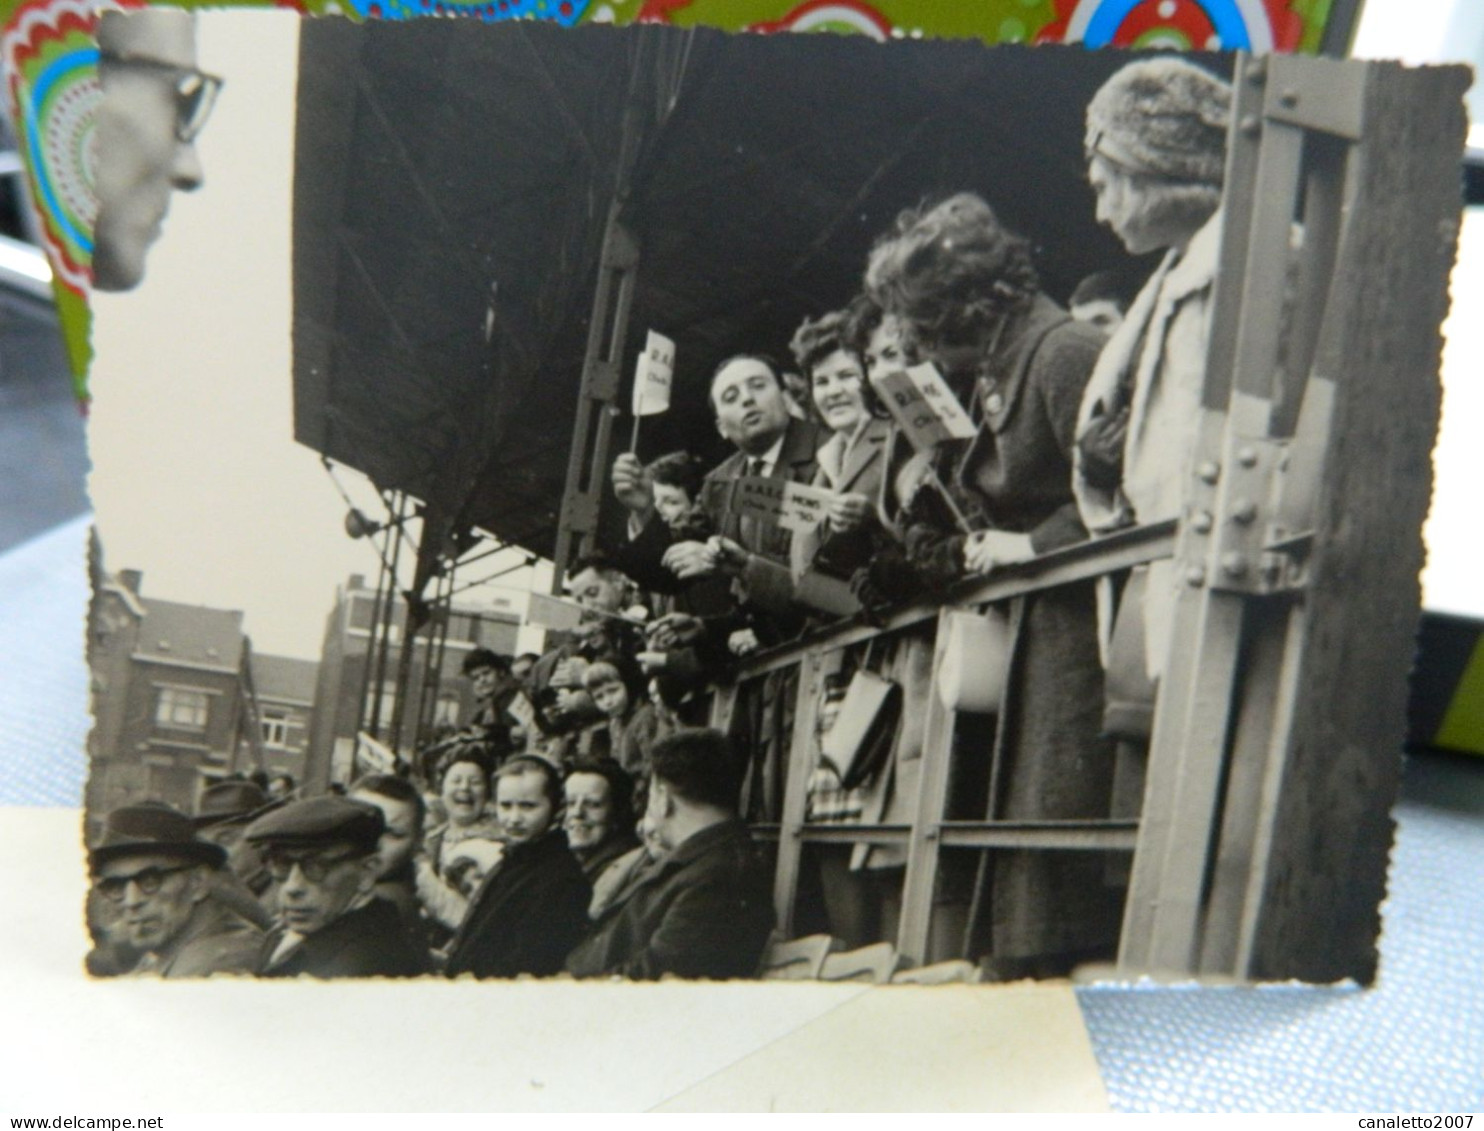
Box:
[79, 10, 1469, 992]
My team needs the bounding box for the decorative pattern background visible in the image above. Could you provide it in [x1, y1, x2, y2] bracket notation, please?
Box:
[0, 0, 1337, 388]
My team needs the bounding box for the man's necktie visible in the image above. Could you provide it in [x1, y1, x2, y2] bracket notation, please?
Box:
[741, 459, 766, 550]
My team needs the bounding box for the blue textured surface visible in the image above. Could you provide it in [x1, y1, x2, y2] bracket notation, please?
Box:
[0, 514, 90, 806]
[1080, 782, 1484, 1112]
[3, 516, 1482, 1111]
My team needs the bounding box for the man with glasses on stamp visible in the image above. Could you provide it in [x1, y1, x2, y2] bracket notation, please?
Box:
[245, 795, 432, 978]
[88, 801, 263, 977]
[92, 7, 221, 291]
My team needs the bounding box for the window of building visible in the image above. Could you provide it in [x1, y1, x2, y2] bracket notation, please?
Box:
[364, 683, 398, 732]
[155, 687, 208, 730]
[261, 708, 290, 748]
[435, 692, 462, 727]
[348, 596, 375, 632]
[349, 596, 404, 641]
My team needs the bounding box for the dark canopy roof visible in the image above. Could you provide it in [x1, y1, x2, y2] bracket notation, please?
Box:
[294, 21, 1203, 566]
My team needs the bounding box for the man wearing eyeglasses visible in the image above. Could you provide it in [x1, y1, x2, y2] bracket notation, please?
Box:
[244, 795, 432, 978]
[88, 801, 263, 977]
[92, 8, 222, 292]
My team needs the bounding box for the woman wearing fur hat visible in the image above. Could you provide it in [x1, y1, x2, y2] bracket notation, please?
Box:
[1074, 57, 1233, 685]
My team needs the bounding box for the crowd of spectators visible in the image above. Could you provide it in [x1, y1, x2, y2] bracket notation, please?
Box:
[87, 57, 1234, 981]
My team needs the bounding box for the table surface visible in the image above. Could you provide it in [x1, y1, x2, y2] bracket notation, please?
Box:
[3, 515, 1481, 1113]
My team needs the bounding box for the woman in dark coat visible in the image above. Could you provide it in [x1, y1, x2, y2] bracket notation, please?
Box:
[443, 756, 592, 979]
[864, 193, 1121, 978]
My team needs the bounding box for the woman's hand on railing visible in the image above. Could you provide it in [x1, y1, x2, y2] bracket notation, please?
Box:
[728, 628, 761, 657]
[964, 530, 1035, 574]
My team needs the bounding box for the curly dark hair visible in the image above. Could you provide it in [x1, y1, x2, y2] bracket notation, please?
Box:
[841, 292, 885, 357]
[865, 193, 1038, 354]
[461, 647, 509, 677]
[645, 450, 708, 500]
[435, 745, 493, 790]
[786, 307, 884, 426]
[789, 309, 852, 375]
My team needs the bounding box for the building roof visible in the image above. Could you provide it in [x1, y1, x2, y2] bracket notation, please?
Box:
[99, 579, 145, 619]
[340, 575, 521, 624]
[135, 597, 246, 671]
[251, 654, 320, 705]
[293, 23, 1154, 572]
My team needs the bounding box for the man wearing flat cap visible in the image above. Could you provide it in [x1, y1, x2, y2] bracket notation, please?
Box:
[245, 795, 432, 978]
[89, 801, 263, 977]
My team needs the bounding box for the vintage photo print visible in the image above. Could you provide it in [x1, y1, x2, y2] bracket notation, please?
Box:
[81, 10, 1469, 987]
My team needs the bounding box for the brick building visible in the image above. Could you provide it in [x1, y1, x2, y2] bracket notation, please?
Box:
[86, 571, 255, 824]
[248, 653, 319, 790]
[305, 574, 522, 790]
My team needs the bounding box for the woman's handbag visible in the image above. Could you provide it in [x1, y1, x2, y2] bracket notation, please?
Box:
[820, 665, 901, 790]
[936, 607, 1011, 713]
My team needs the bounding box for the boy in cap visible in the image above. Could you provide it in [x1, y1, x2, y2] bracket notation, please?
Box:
[89, 801, 263, 977]
[443, 756, 592, 978]
[245, 795, 431, 978]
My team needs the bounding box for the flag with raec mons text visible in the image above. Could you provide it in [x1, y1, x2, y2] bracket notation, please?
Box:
[871, 362, 977, 453]
[632, 330, 676, 416]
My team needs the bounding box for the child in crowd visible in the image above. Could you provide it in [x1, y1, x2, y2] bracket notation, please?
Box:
[646, 451, 712, 542]
[583, 660, 643, 766]
[442, 756, 592, 978]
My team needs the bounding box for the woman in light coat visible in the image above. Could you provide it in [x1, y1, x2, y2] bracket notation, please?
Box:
[1074, 57, 1232, 685]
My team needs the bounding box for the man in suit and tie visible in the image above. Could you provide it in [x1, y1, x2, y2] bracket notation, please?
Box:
[616, 355, 825, 820]
[611, 354, 824, 653]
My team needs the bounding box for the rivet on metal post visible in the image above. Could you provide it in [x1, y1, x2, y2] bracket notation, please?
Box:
[1237, 446, 1259, 468]
[1197, 461, 1221, 485]
[1191, 510, 1214, 534]
[1245, 59, 1267, 85]
[1222, 553, 1248, 579]
[1186, 565, 1207, 588]
[1233, 501, 1258, 525]
[1240, 115, 1261, 137]
[1279, 88, 1299, 108]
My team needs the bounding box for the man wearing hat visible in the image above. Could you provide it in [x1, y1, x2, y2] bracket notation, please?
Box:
[245, 795, 431, 978]
[89, 802, 264, 977]
[196, 779, 279, 888]
[1074, 55, 1233, 685]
